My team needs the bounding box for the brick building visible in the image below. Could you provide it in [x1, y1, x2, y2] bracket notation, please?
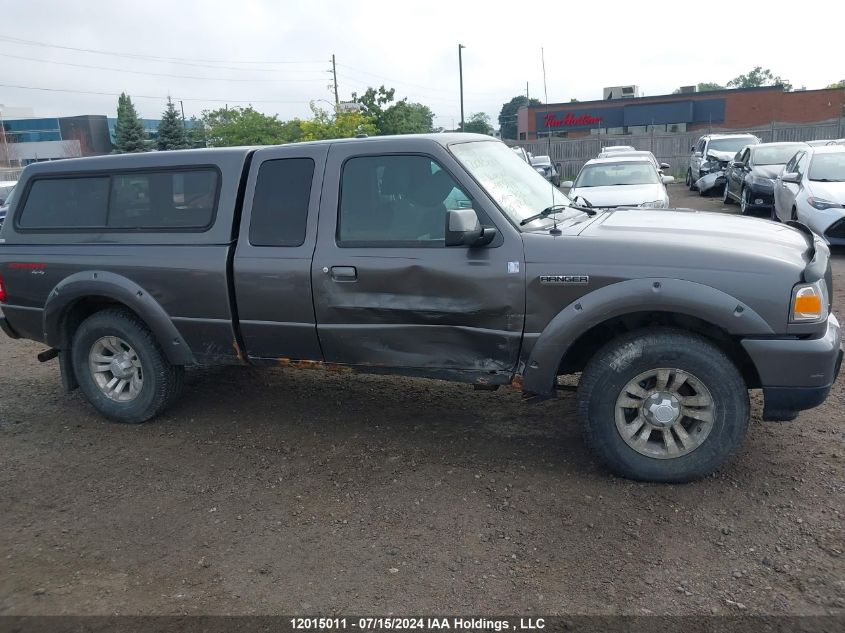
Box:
[516, 86, 845, 140]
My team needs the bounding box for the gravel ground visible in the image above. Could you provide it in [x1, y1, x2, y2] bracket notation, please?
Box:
[0, 183, 843, 616]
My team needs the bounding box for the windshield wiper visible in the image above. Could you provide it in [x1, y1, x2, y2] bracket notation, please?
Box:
[811, 178, 845, 182]
[520, 203, 595, 226]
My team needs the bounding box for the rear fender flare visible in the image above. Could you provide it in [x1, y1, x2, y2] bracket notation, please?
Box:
[43, 271, 195, 365]
[521, 277, 773, 396]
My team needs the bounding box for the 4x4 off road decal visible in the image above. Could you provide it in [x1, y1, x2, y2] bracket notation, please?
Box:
[539, 275, 590, 285]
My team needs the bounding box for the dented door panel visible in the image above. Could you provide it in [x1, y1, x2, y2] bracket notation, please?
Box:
[312, 138, 526, 374]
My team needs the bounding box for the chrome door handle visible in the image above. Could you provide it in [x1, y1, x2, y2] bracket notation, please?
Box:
[330, 266, 357, 281]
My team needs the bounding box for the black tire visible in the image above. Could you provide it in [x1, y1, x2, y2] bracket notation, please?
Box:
[577, 328, 749, 483]
[722, 181, 733, 205]
[71, 308, 184, 424]
[686, 169, 696, 191]
[740, 187, 749, 215]
[791, 206, 798, 222]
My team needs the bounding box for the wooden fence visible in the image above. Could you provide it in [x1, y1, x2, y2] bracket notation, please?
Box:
[509, 119, 845, 180]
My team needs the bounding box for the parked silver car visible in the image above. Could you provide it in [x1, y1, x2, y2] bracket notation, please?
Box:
[773, 145, 845, 245]
[687, 134, 760, 190]
[562, 156, 674, 208]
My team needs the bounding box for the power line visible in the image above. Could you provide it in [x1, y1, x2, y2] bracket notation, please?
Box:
[0, 34, 325, 66]
[0, 82, 310, 104]
[0, 52, 329, 83]
[336, 62, 506, 97]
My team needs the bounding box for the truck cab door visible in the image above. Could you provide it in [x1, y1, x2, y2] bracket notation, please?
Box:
[311, 139, 525, 381]
[233, 144, 328, 362]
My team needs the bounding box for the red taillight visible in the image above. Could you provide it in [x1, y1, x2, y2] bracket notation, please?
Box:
[0, 274, 6, 303]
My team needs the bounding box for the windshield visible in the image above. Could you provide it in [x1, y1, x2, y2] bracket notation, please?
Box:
[450, 141, 575, 226]
[808, 153, 845, 182]
[753, 144, 805, 166]
[708, 137, 757, 153]
[574, 161, 659, 187]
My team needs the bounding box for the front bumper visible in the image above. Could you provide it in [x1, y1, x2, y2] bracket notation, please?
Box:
[0, 315, 20, 339]
[695, 171, 726, 193]
[741, 313, 842, 420]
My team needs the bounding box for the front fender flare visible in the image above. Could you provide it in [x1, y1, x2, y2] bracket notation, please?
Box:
[43, 271, 195, 365]
[521, 277, 773, 396]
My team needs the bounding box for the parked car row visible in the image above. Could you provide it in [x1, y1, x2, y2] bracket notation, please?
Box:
[685, 131, 845, 246]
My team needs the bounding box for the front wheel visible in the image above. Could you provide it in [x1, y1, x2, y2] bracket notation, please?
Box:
[72, 308, 184, 423]
[740, 187, 750, 215]
[722, 181, 733, 204]
[686, 169, 696, 191]
[577, 329, 749, 483]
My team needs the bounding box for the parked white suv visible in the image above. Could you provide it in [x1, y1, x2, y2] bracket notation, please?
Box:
[687, 134, 760, 190]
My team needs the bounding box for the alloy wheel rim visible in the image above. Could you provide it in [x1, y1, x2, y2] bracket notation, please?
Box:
[89, 336, 144, 402]
[615, 367, 715, 459]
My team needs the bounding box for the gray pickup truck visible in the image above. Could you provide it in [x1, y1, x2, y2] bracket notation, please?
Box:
[0, 134, 841, 482]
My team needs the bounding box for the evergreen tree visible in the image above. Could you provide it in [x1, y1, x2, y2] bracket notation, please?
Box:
[113, 92, 148, 153]
[156, 97, 189, 151]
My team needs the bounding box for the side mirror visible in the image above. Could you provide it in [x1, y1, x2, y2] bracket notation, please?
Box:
[560, 180, 574, 188]
[660, 175, 675, 184]
[781, 172, 801, 184]
[731, 161, 743, 168]
[445, 208, 496, 247]
[659, 162, 671, 170]
[690, 146, 696, 152]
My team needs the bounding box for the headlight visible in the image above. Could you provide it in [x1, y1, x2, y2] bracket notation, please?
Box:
[790, 280, 829, 323]
[807, 197, 844, 211]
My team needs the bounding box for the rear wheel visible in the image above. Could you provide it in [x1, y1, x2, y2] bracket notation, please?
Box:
[577, 328, 749, 483]
[71, 308, 183, 423]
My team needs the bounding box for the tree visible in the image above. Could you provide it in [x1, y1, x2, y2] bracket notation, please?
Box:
[299, 103, 377, 141]
[826, 80, 845, 89]
[185, 116, 207, 148]
[461, 112, 493, 135]
[156, 97, 189, 151]
[697, 82, 724, 92]
[379, 101, 434, 135]
[498, 95, 541, 140]
[200, 106, 289, 147]
[727, 67, 792, 91]
[113, 92, 148, 153]
[356, 86, 433, 135]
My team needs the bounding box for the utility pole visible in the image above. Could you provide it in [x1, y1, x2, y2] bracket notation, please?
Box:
[331, 54, 339, 107]
[179, 100, 186, 122]
[458, 44, 466, 131]
[526, 82, 529, 99]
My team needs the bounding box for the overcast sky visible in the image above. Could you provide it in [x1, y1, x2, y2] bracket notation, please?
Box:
[1, 0, 843, 128]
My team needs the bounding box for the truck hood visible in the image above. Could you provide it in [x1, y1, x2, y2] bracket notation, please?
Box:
[577, 208, 810, 267]
[570, 183, 665, 208]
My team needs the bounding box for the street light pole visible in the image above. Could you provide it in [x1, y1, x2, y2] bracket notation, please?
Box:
[458, 44, 466, 132]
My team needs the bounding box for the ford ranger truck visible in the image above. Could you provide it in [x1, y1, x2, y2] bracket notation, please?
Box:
[0, 134, 841, 483]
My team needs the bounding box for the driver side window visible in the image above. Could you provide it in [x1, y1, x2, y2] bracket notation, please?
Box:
[338, 154, 472, 247]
